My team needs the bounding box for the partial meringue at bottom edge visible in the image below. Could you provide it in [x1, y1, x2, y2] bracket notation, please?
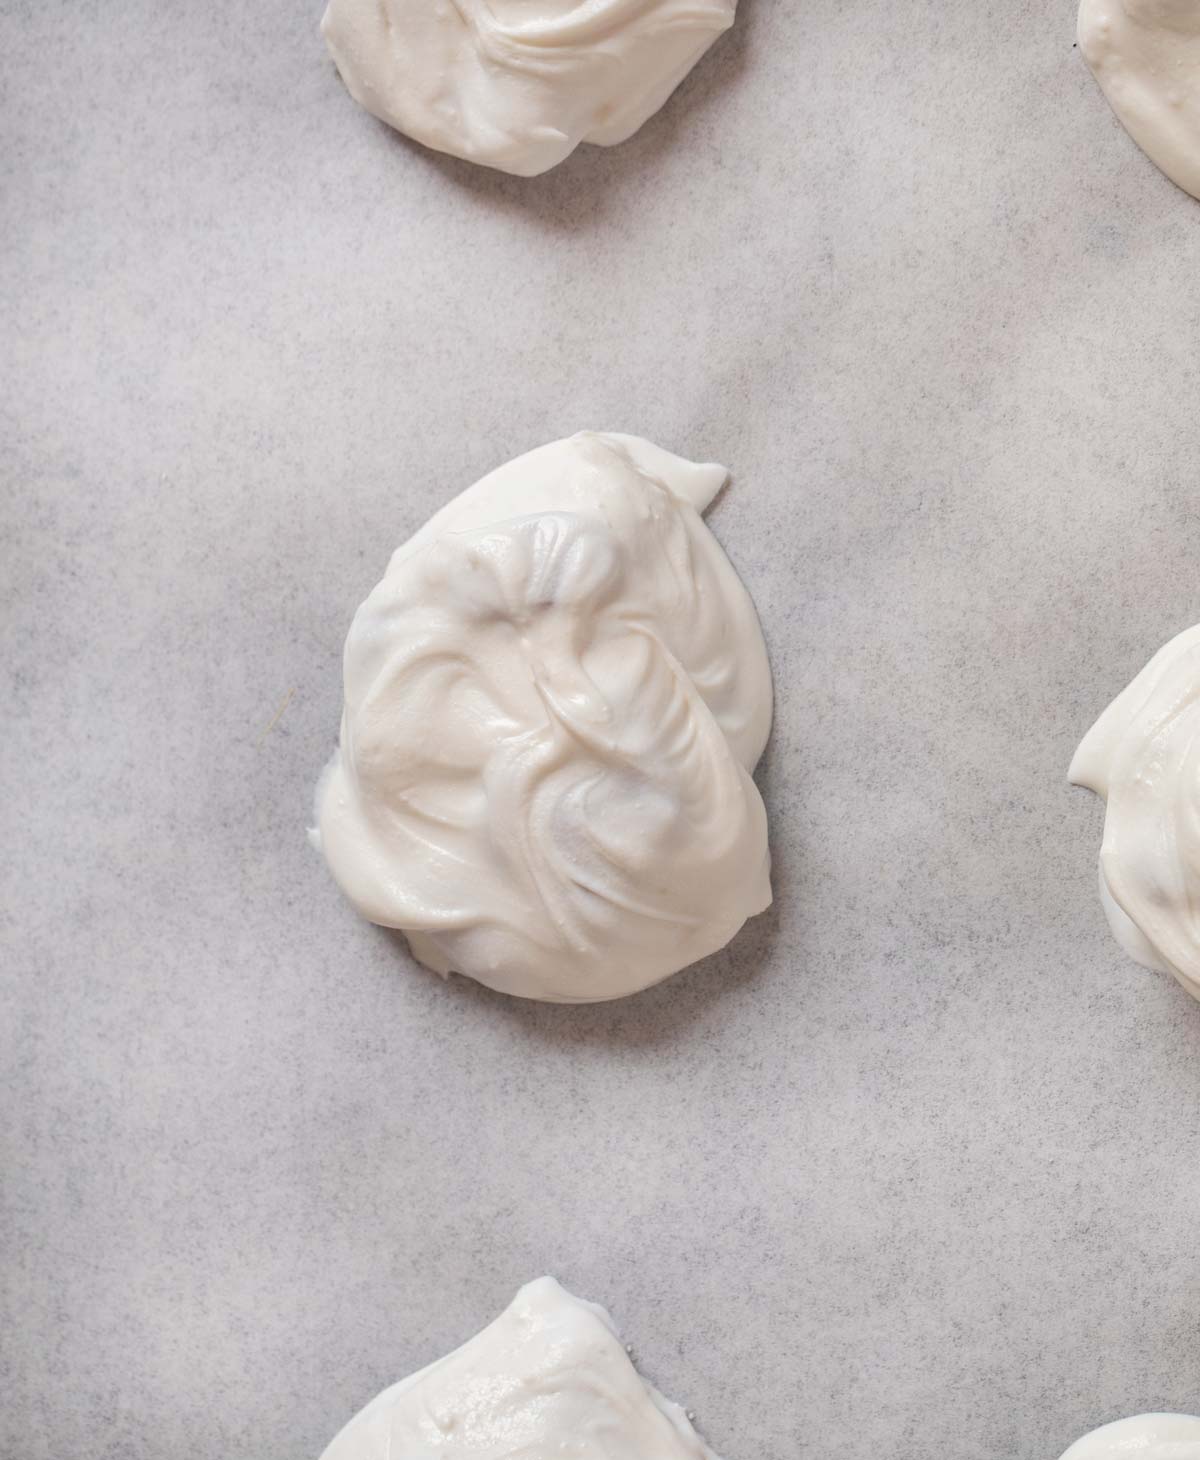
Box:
[1058, 1413, 1200, 1459]
[317, 1276, 723, 1460]
[1069, 623, 1200, 1003]
[313, 431, 773, 1004]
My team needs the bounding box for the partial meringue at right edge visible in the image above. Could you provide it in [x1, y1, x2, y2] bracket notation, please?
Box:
[1077, 0, 1200, 201]
[1070, 624, 1200, 1003]
[1058, 1413, 1200, 1458]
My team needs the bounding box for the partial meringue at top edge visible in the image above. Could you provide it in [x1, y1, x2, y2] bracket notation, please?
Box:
[314, 431, 772, 1003]
[317, 1276, 723, 1460]
[1058, 1413, 1200, 1459]
[1078, 0, 1200, 201]
[320, 0, 737, 176]
[1069, 623, 1200, 1003]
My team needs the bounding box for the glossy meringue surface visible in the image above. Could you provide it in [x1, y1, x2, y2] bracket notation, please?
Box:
[1078, 0, 1200, 200]
[1070, 624, 1200, 1002]
[320, 0, 737, 176]
[315, 431, 772, 1002]
[317, 1276, 722, 1460]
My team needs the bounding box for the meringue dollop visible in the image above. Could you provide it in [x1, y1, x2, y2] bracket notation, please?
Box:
[1058, 1413, 1200, 1459]
[1078, 0, 1200, 201]
[319, 0, 737, 176]
[314, 431, 772, 1003]
[317, 1276, 723, 1460]
[1069, 624, 1200, 1002]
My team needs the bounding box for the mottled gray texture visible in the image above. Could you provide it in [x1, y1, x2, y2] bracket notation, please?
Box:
[2, 2, 1199, 1458]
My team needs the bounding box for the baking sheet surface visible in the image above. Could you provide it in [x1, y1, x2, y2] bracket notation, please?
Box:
[3, 2, 1200, 1457]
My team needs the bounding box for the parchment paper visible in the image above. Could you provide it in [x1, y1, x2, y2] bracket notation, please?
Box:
[3, 2, 1199, 1457]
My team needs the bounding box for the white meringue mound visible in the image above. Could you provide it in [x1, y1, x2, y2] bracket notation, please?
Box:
[314, 431, 772, 1003]
[319, 0, 737, 176]
[1058, 1413, 1200, 1459]
[1078, 0, 1200, 201]
[317, 1276, 723, 1460]
[1069, 624, 1200, 1003]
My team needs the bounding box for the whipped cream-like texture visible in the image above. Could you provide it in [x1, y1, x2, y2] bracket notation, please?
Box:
[1058, 1413, 1200, 1459]
[315, 432, 772, 1003]
[1070, 624, 1200, 1002]
[320, 0, 737, 176]
[1078, 0, 1200, 200]
[318, 1276, 722, 1460]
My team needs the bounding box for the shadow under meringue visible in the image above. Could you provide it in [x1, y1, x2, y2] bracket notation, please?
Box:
[350, 0, 760, 235]
[376, 732, 789, 1052]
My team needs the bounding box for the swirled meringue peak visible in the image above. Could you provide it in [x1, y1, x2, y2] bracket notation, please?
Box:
[1069, 624, 1200, 1002]
[1078, 0, 1200, 201]
[317, 1277, 722, 1460]
[319, 0, 737, 176]
[314, 432, 772, 1003]
[1058, 1413, 1200, 1459]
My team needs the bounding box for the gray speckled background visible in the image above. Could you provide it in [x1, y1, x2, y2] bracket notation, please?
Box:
[3, 2, 1200, 1457]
